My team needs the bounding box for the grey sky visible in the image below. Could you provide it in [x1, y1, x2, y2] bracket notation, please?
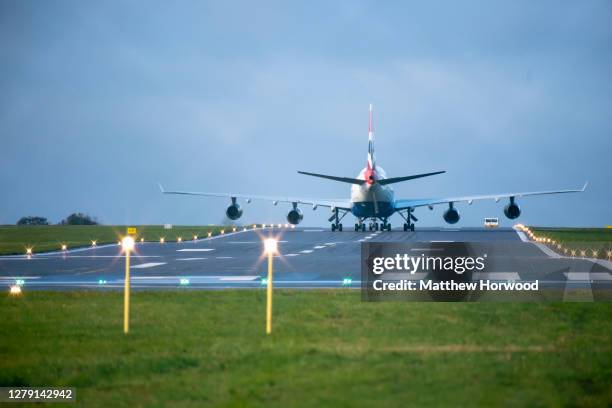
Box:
[1, 1, 610, 227]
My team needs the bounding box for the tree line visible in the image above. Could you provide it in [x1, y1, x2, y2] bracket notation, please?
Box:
[17, 213, 99, 226]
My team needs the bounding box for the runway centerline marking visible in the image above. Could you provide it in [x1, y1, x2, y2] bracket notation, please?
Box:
[177, 248, 214, 252]
[176, 257, 207, 261]
[300, 250, 314, 254]
[131, 262, 167, 269]
[314, 246, 326, 249]
[216, 256, 233, 259]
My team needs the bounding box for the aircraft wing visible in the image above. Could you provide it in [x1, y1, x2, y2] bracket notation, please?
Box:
[158, 184, 352, 210]
[394, 182, 588, 210]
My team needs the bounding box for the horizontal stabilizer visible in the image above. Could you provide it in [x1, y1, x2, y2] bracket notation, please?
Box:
[377, 171, 446, 186]
[298, 171, 365, 185]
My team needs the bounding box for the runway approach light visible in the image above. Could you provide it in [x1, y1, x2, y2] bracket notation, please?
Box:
[140, 238, 145, 243]
[264, 238, 278, 255]
[160, 237, 165, 244]
[25, 247, 32, 256]
[61, 244, 67, 251]
[233, 227, 237, 232]
[260, 278, 268, 286]
[91, 240, 97, 247]
[253, 224, 257, 229]
[193, 235, 198, 241]
[208, 232, 212, 238]
[122, 236, 135, 252]
[277, 223, 282, 228]
[179, 278, 190, 286]
[177, 237, 183, 243]
[9, 285, 22, 296]
[221, 230, 225, 234]
[284, 223, 289, 228]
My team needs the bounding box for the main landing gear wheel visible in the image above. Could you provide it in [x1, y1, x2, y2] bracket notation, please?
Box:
[403, 223, 415, 232]
[332, 223, 343, 232]
[361, 223, 366, 232]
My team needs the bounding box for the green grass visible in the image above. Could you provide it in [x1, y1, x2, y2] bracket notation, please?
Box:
[1, 291, 610, 407]
[0, 225, 237, 255]
[530, 227, 612, 259]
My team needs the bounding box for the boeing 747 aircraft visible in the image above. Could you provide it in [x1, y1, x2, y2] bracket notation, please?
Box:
[159, 105, 587, 232]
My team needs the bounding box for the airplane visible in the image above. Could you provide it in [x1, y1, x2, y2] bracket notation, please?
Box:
[159, 104, 587, 232]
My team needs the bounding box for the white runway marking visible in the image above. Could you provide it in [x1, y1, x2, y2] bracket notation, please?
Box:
[131, 262, 167, 269]
[216, 256, 233, 259]
[314, 246, 326, 249]
[219, 276, 259, 281]
[304, 229, 325, 232]
[300, 250, 314, 254]
[229, 241, 288, 244]
[430, 240, 454, 243]
[176, 257, 207, 261]
[177, 248, 214, 252]
[284, 254, 299, 257]
[474, 272, 521, 281]
[565, 272, 612, 281]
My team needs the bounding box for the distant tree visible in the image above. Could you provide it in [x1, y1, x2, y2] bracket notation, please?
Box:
[59, 213, 98, 225]
[16, 216, 49, 226]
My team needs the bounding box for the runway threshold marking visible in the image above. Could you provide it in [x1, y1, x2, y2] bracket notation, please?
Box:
[131, 262, 167, 269]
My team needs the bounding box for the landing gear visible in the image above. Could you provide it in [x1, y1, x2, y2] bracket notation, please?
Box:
[355, 222, 366, 232]
[330, 208, 347, 232]
[400, 208, 417, 232]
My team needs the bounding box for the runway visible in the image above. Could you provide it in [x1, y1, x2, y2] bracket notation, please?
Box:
[1, 227, 610, 291]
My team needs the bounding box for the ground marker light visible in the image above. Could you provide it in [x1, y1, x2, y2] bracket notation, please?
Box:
[15, 279, 25, 286]
[177, 237, 182, 243]
[160, 237, 165, 244]
[9, 285, 22, 296]
[61, 244, 67, 251]
[25, 247, 32, 256]
[98, 279, 107, 285]
[193, 235, 198, 241]
[342, 277, 353, 286]
[179, 278, 190, 286]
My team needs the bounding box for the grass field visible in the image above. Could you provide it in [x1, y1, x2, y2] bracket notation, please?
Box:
[1, 291, 610, 407]
[529, 227, 612, 259]
[0, 225, 236, 255]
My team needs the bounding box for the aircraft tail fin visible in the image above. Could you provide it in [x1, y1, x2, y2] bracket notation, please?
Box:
[367, 103, 375, 169]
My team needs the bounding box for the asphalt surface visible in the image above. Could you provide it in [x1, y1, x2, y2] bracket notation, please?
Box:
[1, 227, 610, 292]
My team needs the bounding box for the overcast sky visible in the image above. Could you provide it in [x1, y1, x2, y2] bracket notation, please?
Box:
[1, 1, 610, 227]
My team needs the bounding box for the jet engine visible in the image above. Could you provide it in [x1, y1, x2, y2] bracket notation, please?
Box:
[443, 203, 460, 224]
[503, 197, 521, 219]
[287, 208, 304, 225]
[226, 200, 243, 220]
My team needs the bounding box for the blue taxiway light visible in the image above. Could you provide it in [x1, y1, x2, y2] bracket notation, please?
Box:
[15, 279, 25, 286]
[179, 278, 190, 286]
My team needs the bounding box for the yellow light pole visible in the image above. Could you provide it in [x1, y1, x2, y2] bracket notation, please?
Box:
[122, 235, 135, 334]
[264, 238, 278, 335]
